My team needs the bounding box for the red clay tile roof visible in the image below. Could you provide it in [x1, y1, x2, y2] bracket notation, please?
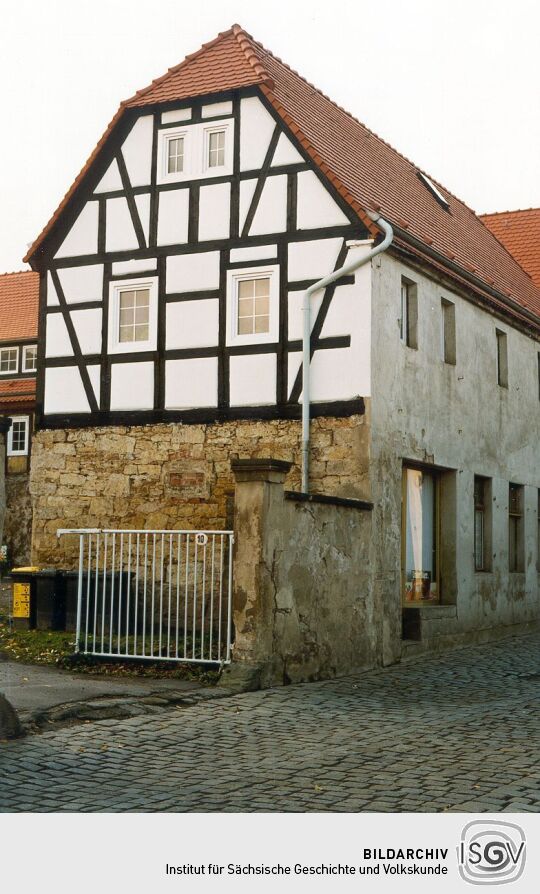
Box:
[25, 25, 540, 329]
[480, 209, 540, 289]
[124, 27, 274, 107]
[0, 377, 36, 407]
[0, 271, 39, 341]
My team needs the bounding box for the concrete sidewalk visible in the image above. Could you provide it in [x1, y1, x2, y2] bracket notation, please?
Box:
[0, 658, 221, 731]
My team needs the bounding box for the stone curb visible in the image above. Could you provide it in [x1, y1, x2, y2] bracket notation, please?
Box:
[21, 686, 235, 735]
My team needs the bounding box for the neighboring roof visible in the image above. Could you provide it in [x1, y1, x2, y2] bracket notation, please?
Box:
[480, 209, 540, 289]
[25, 25, 540, 328]
[0, 377, 36, 405]
[0, 271, 39, 341]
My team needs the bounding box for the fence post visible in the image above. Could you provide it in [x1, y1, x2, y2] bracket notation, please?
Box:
[224, 458, 291, 690]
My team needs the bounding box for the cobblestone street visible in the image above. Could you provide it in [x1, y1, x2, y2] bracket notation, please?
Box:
[1, 633, 540, 813]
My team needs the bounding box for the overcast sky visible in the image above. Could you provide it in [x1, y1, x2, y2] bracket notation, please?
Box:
[1, 0, 538, 271]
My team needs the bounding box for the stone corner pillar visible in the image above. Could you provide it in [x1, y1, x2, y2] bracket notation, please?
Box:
[226, 458, 291, 688]
[230, 457, 292, 484]
[0, 692, 24, 740]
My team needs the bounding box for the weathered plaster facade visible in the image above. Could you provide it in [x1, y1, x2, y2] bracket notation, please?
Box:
[370, 252, 540, 663]
[230, 459, 374, 686]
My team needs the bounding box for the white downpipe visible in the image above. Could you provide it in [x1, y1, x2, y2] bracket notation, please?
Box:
[301, 211, 394, 493]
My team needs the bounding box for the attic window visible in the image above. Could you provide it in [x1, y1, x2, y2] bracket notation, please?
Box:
[417, 171, 450, 210]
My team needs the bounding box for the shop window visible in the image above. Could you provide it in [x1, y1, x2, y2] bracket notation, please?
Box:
[402, 466, 439, 603]
[509, 483, 524, 573]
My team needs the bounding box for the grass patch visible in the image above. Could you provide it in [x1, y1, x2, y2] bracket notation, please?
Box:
[0, 610, 219, 684]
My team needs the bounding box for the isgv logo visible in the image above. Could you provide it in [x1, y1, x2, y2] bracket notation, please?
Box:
[458, 821, 526, 885]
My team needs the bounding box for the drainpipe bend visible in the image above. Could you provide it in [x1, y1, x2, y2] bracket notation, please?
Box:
[301, 211, 393, 493]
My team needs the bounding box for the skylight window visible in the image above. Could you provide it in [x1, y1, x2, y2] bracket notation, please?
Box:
[417, 171, 450, 210]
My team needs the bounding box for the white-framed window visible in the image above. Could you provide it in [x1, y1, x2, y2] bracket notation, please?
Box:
[161, 128, 189, 180]
[167, 135, 185, 174]
[22, 344, 37, 372]
[226, 265, 279, 346]
[0, 346, 19, 375]
[108, 277, 158, 354]
[157, 119, 233, 184]
[7, 416, 29, 456]
[205, 127, 227, 170]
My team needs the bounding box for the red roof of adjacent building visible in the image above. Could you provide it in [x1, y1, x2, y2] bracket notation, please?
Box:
[0, 271, 39, 341]
[480, 209, 540, 289]
[25, 26, 540, 329]
[0, 377, 36, 404]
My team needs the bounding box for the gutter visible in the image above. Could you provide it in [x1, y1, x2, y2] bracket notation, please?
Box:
[392, 225, 540, 335]
[301, 211, 393, 493]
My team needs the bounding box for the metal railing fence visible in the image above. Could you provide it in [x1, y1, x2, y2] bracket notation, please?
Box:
[57, 528, 234, 664]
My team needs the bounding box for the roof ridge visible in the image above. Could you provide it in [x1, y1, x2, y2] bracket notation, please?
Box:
[124, 27, 259, 105]
[0, 269, 34, 277]
[480, 207, 540, 218]
[231, 24, 274, 88]
[240, 31, 483, 216]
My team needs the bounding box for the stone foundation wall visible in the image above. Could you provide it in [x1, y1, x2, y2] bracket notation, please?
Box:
[29, 414, 369, 568]
[4, 473, 33, 566]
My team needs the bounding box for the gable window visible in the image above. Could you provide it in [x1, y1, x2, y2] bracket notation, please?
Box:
[496, 328, 508, 388]
[7, 416, 29, 456]
[208, 130, 226, 168]
[226, 265, 279, 346]
[108, 278, 158, 354]
[400, 278, 418, 348]
[509, 483, 524, 573]
[22, 344, 37, 372]
[441, 298, 456, 365]
[167, 136, 184, 174]
[157, 118, 233, 184]
[0, 346, 19, 374]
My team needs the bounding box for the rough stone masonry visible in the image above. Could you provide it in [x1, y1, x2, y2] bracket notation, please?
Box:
[29, 414, 369, 568]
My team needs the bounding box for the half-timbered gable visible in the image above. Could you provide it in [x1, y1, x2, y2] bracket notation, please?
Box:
[28, 28, 377, 428]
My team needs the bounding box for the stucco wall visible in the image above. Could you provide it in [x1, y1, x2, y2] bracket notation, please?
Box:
[29, 414, 369, 568]
[370, 252, 540, 662]
[231, 460, 375, 685]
